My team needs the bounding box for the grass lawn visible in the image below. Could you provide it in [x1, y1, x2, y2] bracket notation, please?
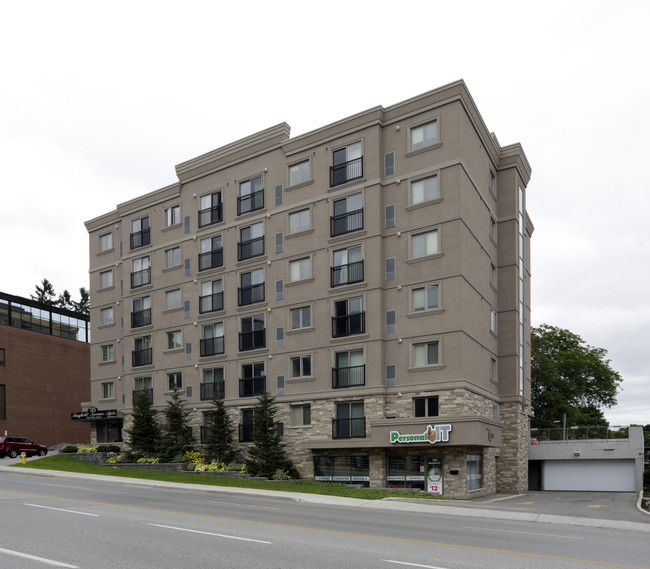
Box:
[12, 455, 445, 501]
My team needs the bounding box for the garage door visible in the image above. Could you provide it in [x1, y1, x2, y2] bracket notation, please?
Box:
[542, 459, 636, 491]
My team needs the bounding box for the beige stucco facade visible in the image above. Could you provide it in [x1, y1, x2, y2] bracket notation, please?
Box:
[85, 80, 533, 498]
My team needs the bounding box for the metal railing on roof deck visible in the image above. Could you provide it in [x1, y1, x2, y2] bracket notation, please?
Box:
[530, 425, 629, 441]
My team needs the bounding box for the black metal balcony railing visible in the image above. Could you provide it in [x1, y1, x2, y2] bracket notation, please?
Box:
[239, 329, 266, 351]
[239, 375, 266, 397]
[132, 388, 153, 404]
[131, 309, 151, 328]
[332, 312, 366, 337]
[530, 425, 620, 441]
[237, 189, 264, 215]
[131, 268, 151, 288]
[332, 364, 366, 388]
[132, 348, 152, 367]
[200, 381, 225, 401]
[199, 292, 224, 314]
[198, 248, 223, 271]
[238, 236, 264, 261]
[238, 283, 265, 306]
[330, 209, 364, 237]
[130, 228, 150, 250]
[200, 336, 225, 357]
[198, 203, 223, 228]
[330, 156, 363, 187]
[332, 417, 366, 439]
[330, 260, 364, 287]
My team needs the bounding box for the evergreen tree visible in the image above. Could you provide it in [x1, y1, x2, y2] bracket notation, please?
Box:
[245, 392, 293, 478]
[158, 389, 195, 462]
[203, 397, 238, 464]
[31, 278, 57, 305]
[126, 392, 160, 456]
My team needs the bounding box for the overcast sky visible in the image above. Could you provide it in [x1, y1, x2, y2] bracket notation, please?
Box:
[1, 1, 648, 426]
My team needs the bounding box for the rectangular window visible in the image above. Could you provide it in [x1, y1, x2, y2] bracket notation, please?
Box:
[165, 289, 182, 310]
[201, 368, 224, 400]
[386, 364, 396, 387]
[489, 170, 497, 196]
[331, 142, 362, 187]
[238, 175, 264, 215]
[290, 257, 311, 282]
[238, 222, 264, 260]
[131, 295, 151, 328]
[333, 349, 365, 388]
[490, 357, 498, 381]
[490, 309, 497, 333]
[130, 216, 150, 249]
[100, 307, 114, 326]
[239, 315, 266, 352]
[99, 232, 113, 252]
[131, 256, 151, 288]
[199, 191, 223, 228]
[240, 361, 266, 397]
[289, 160, 310, 186]
[165, 246, 181, 268]
[275, 280, 284, 301]
[490, 216, 498, 241]
[412, 284, 439, 312]
[101, 382, 115, 400]
[165, 205, 181, 227]
[275, 184, 283, 206]
[292, 404, 311, 426]
[276, 375, 285, 395]
[386, 310, 396, 333]
[276, 327, 284, 348]
[290, 306, 311, 330]
[467, 454, 483, 490]
[331, 193, 363, 236]
[411, 175, 438, 204]
[99, 269, 113, 289]
[275, 232, 283, 254]
[334, 402, 365, 439]
[385, 204, 395, 228]
[332, 296, 365, 337]
[239, 268, 265, 306]
[490, 263, 497, 287]
[413, 341, 439, 367]
[384, 152, 395, 176]
[167, 330, 182, 350]
[290, 355, 312, 378]
[385, 257, 396, 281]
[411, 230, 438, 258]
[201, 322, 225, 357]
[133, 336, 152, 367]
[199, 235, 223, 271]
[414, 396, 439, 417]
[199, 279, 223, 314]
[289, 208, 311, 234]
[101, 344, 114, 362]
[332, 246, 363, 287]
[168, 372, 183, 391]
[411, 120, 438, 150]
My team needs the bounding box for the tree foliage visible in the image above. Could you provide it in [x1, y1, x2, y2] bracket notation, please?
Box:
[126, 392, 160, 455]
[245, 392, 293, 478]
[203, 397, 238, 463]
[31, 279, 90, 315]
[531, 324, 622, 428]
[158, 389, 195, 462]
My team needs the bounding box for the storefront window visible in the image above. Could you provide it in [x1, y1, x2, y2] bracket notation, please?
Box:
[387, 455, 426, 490]
[314, 455, 369, 486]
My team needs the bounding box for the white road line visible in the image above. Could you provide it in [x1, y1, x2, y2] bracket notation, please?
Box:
[0, 546, 78, 568]
[25, 503, 99, 517]
[383, 561, 450, 569]
[462, 525, 583, 539]
[208, 500, 283, 510]
[147, 523, 272, 544]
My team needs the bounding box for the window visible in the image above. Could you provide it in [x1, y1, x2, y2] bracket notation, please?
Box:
[334, 402, 365, 439]
[412, 284, 439, 312]
[167, 330, 182, 350]
[165, 246, 181, 268]
[411, 120, 438, 150]
[330, 142, 362, 187]
[133, 336, 152, 367]
[168, 372, 183, 391]
[201, 368, 224, 400]
[100, 307, 114, 326]
[240, 314, 265, 351]
[384, 152, 395, 176]
[414, 396, 439, 417]
[101, 382, 115, 400]
[385, 204, 395, 228]
[100, 344, 114, 363]
[240, 362, 265, 397]
[289, 160, 310, 186]
[331, 193, 363, 236]
[238, 175, 264, 215]
[289, 208, 310, 234]
[467, 454, 483, 490]
[164, 205, 181, 227]
[199, 279, 223, 313]
[0, 348, 4, 366]
[332, 296, 365, 337]
[99, 269, 113, 289]
[386, 364, 396, 387]
[490, 357, 498, 381]
[333, 349, 364, 388]
[238, 268, 264, 306]
[331, 246, 363, 287]
[385, 258, 396, 281]
[411, 175, 439, 204]
[490, 309, 497, 333]
[131, 256, 151, 288]
[292, 404, 311, 426]
[165, 289, 182, 310]
[201, 322, 224, 357]
[199, 235, 223, 271]
[490, 216, 498, 241]
[489, 170, 497, 196]
[199, 191, 223, 227]
[133, 376, 153, 403]
[275, 280, 284, 301]
[130, 216, 150, 249]
[131, 296, 151, 328]
[290, 355, 312, 378]
[411, 230, 438, 258]
[99, 232, 113, 252]
[290, 306, 311, 330]
[386, 310, 396, 333]
[289, 257, 311, 282]
[413, 341, 439, 367]
[238, 222, 264, 260]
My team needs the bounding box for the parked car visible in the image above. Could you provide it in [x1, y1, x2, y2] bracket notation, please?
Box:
[0, 436, 48, 458]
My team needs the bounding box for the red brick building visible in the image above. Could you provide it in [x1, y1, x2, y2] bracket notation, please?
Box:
[0, 292, 91, 448]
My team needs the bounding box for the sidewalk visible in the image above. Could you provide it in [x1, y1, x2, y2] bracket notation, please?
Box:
[1, 457, 648, 534]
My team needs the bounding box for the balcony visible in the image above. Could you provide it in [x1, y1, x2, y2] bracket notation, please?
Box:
[332, 312, 365, 338]
[200, 381, 225, 401]
[330, 260, 364, 287]
[237, 189, 264, 215]
[131, 309, 151, 328]
[198, 203, 223, 228]
[199, 292, 224, 314]
[332, 417, 366, 439]
[238, 283, 265, 306]
[239, 329, 266, 351]
[200, 336, 225, 357]
[330, 156, 363, 187]
[130, 228, 150, 250]
[131, 268, 151, 288]
[330, 209, 364, 237]
[132, 388, 153, 404]
[199, 249, 223, 271]
[332, 364, 365, 388]
[238, 236, 264, 261]
[239, 375, 266, 397]
[132, 348, 152, 367]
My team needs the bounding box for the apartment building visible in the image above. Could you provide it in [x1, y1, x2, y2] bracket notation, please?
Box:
[85, 80, 533, 497]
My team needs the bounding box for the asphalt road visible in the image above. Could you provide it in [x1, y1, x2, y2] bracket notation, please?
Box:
[0, 466, 649, 569]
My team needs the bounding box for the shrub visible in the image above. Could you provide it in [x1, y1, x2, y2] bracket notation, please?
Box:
[108, 445, 121, 453]
[77, 445, 99, 453]
[136, 457, 160, 464]
[117, 452, 142, 463]
[96, 445, 110, 452]
[60, 445, 79, 453]
[105, 456, 119, 464]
